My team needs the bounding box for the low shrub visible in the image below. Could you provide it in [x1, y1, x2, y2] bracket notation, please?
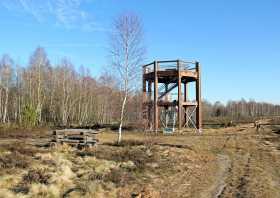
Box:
[0, 152, 29, 169]
[3, 142, 39, 157]
[22, 168, 51, 185]
[103, 168, 135, 187]
[89, 168, 136, 187]
[105, 139, 146, 147]
[96, 146, 155, 170]
[11, 184, 29, 194]
[11, 169, 51, 195]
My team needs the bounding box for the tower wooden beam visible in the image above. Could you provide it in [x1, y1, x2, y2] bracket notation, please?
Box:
[148, 80, 152, 128]
[184, 82, 188, 126]
[177, 60, 182, 131]
[142, 68, 147, 103]
[196, 62, 202, 132]
[154, 61, 158, 132]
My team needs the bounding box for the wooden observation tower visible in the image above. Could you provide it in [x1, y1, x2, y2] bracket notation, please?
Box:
[142, 60, 202, 133]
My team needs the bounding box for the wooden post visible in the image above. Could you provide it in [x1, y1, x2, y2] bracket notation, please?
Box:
[177, 60, 182, 131]
[164, 83, 168, 128]
[148, 81, 152, 128]
[154, 61, 158, 132]
[142, 68, 147, 121]
[148, 81, 152, 101]
[184, 83, 187, 102]
[164, 83, 168, 101]
[184, 82, 187, 127]
[195, 62, 202, 132]
[142, 68, 147, 103]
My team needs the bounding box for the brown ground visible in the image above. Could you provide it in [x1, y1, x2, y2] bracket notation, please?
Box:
[0, 124, 280, 198]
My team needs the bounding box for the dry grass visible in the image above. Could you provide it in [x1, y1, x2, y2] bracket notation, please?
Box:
[0, 125, 49, 139]
[1, 126, 280, 197]
[77, 139, 158, 170]
[270, 116, 280, 124]
[0, 142, 47, 174]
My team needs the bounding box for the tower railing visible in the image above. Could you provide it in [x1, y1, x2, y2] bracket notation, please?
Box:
[143, 60, 197, 74]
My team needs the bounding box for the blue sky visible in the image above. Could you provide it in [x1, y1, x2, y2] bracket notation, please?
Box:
[0, 0, 279, 104]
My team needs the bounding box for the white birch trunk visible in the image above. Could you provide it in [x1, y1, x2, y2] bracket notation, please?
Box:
[118, 92, 127, 143]
[3, 87, 8, 123]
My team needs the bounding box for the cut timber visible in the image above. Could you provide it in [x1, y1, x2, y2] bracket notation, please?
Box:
[51, 129, 99, 148]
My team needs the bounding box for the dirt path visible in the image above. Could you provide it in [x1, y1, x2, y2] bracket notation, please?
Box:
[122, 125, 280, 198]
[210, 154, 231, 198]
[204, 127, 280, 198]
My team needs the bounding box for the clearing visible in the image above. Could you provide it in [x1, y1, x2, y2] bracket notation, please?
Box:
[0, 124, 280, 198]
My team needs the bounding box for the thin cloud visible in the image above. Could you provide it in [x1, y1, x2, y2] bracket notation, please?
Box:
[0, 0, 107, 32]
[42, 42, 104, 48]
[18, 0, 46, 22]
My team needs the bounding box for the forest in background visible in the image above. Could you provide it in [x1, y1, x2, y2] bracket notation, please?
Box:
[0, 47, 279, 127]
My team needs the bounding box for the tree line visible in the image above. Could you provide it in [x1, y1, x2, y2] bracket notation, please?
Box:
[0, 47, 143, 127]
[0, 46, 279, 127]
[203, 99, 280, 121]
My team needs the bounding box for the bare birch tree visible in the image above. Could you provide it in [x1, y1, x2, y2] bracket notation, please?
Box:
[29, 47, 49, 124]
[109, 13, 145, 143]
[0, 55, 13, 123]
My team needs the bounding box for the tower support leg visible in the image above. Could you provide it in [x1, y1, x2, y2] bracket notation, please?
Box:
[184, 82, 187, 127]
[196, 62, 202, 133]
[177, 60, 182, 131]
[154, 61, 158, 132]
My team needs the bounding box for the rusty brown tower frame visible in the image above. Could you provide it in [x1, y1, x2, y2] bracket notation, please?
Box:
[142, 60, 202, 132]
